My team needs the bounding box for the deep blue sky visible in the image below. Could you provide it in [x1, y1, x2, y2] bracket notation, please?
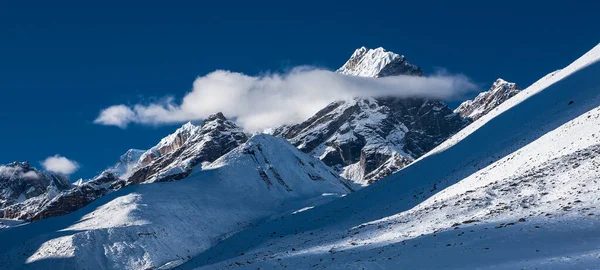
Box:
[0, 0, 597, 180]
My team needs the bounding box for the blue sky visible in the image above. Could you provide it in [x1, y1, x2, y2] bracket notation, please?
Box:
[0, 0, 597, 180]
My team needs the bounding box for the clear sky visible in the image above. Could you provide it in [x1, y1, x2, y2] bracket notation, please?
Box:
[0, 0, 597, 180]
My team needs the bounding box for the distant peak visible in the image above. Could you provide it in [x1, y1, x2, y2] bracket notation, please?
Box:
[491, 78, 520, 90]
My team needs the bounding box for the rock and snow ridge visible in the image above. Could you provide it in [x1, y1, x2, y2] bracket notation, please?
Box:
[0, 134, 353, 269]
[454, 78, 521, 121]
[126, 112, 248, 185]
[0, 113, 248, 222]
[173, 43, 600, 269]
[275, 47, 469, 185]
[274, 96, 468, 185]
[2, 42, 594, 270]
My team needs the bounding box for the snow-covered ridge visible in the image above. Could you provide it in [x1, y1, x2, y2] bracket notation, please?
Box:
[0, 113, 248, 222]
[0, 134, 352, 269]
[454, 78, 521, 120]
[126, 112, 248, 184]
[337, 46, 423, 77]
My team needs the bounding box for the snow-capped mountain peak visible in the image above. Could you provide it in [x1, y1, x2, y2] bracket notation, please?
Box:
[138, 122, 201, 166]
[126, 113, 247, 184]
[275, 47, 466, 184]
[454, 78, 521, 121]
[337, 46, 423, 77]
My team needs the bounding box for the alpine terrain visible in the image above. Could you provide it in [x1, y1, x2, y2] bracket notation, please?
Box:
[0, 134, 352, 269]
[173, 43, 600, 269]
[0, 42, 598, 270]
[275, 47, 470, 185]
[455, 78, 521, 121]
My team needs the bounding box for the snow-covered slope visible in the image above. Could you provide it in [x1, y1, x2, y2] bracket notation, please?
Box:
[1, 162, 71, 219]
[175, 43, 600, 269]
[0, 135, 352, 269]
[275, 47, 468, 185]
[454, 78, 521, 120]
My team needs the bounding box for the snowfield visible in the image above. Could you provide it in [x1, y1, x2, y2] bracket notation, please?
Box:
[173, 44, 600, 269]
[0, 135, 351, 269]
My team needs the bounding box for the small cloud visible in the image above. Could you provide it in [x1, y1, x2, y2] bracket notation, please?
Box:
[41, 155, 79, 175]
[93, 105, 135, 129]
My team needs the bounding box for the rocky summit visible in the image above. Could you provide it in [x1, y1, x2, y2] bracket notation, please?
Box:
[455, 78, 521, 121]
[276, 47, 469, 184]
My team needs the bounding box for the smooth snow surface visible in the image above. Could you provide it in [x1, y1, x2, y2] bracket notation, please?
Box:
[173, 44, 600, 269]
[0, 135, 351, 269]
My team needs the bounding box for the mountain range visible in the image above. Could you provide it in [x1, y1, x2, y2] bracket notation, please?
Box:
[3, 43, 598, 269]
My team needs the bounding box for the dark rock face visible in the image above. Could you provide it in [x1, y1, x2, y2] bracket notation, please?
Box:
[0, 162, 71, 219]
[275, 47, 470, 184]
[274, 97, 469, 184]
[28, 172, 124, 221]
[3, 113, 248, 221]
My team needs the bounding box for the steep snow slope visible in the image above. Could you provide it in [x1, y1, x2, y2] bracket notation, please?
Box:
[0, 135, 352, 269]
[454, 78, 521, 120]
[176, 44, 600, 269]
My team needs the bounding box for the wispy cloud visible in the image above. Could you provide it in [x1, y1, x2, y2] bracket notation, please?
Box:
[41, 155, 79, 175]
[94, 67, 477, 131]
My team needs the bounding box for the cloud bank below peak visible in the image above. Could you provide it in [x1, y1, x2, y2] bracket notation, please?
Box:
[94, 67, 477, 132]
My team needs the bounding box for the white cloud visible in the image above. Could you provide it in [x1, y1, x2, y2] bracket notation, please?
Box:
[94, 67, 477, 131]
[41, 155, 79, 175]
[94, 105, 136, 128]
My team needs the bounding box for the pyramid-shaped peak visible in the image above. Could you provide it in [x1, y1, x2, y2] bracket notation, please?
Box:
[338, 46, 422, 77]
